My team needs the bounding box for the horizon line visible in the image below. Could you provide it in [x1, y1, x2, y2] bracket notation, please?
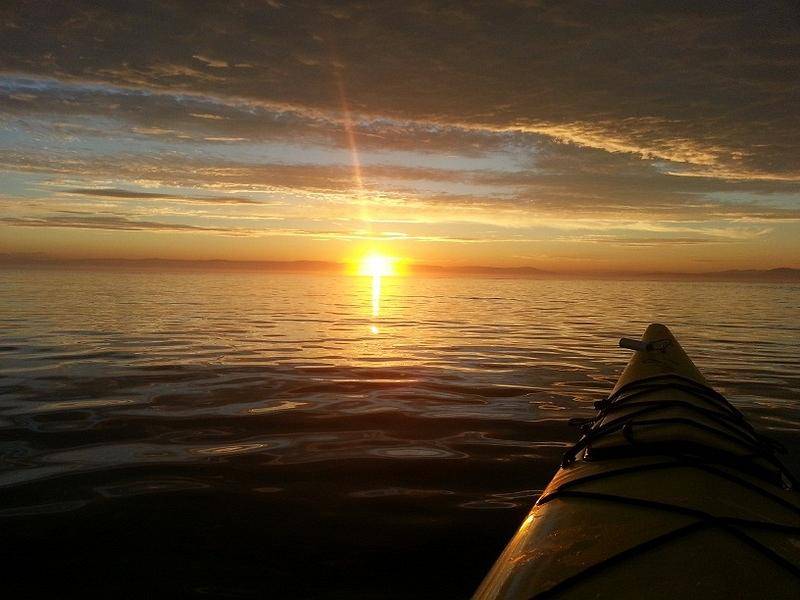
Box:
[1, 253, 799, 281]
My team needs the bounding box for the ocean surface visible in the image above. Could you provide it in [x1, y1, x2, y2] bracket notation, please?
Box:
[1, 268, 799, 598]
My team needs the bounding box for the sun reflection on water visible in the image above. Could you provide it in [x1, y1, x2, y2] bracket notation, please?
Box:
[372, 273, 381, 318]
[357, 252, 399, 332]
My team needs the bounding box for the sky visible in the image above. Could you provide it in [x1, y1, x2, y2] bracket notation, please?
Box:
[1, 1, 799, 272]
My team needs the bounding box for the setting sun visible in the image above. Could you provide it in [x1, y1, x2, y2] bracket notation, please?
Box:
[358, 253, 397, 277]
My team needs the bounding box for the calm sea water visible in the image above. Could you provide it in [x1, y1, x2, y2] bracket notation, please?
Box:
[1, 268, 799, 598]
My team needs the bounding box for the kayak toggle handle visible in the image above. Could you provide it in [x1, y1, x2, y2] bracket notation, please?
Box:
[619, 337, 674, 352]
[619, 337, 649, 351]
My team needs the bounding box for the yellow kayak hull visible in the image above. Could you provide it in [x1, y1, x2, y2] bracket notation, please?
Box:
[474, 324, 800, 599]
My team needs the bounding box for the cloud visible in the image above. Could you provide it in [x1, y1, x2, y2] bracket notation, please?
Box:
[1, 1, 798, 181]
[2, 149, 799, 229]
[63, 188, 261, 204]
[558, 233, 769, 248]
[192, 55, 229, 69]
[0, 0, 800, 183]
[0, 75, 511, 156]
[0, 212, 508, 244]
[0, 214, 245, 234]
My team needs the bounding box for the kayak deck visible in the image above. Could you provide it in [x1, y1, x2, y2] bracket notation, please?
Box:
[474, 323, 800, 599]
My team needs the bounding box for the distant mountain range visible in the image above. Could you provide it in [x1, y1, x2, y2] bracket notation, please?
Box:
[0, 255, 336, 272]
[1, 254, 798, 281]
[612, 268, 800, 282]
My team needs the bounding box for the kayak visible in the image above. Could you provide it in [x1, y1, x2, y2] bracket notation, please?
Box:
[473, 323, 800, 599]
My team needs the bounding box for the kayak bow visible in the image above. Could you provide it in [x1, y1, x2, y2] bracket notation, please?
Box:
[474, 323, 800, 599]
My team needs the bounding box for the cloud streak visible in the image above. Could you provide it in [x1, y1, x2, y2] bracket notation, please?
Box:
[64, 188, 261, 204]
[0, 214, 248, 234]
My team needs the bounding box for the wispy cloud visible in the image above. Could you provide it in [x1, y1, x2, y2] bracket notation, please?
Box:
[0, 214, 246, 234]
[64, 188, 261, 204]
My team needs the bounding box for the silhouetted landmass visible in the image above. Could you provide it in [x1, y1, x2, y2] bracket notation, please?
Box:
[0, 255, 337, 272]
[0, 254, 798, 281]
[612, 268, 800, 282]
[713, 268, 800, 281]
[411, 264, 550, 277]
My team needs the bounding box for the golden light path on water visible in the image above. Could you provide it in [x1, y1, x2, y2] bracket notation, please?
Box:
[358, 252, 398, 334]
[372, 275, 381, 319]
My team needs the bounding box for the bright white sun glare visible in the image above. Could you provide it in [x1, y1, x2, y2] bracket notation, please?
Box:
[359, 253, 396, 277]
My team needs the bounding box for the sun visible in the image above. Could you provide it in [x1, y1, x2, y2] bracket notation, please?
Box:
[358, 252, 397, 277]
